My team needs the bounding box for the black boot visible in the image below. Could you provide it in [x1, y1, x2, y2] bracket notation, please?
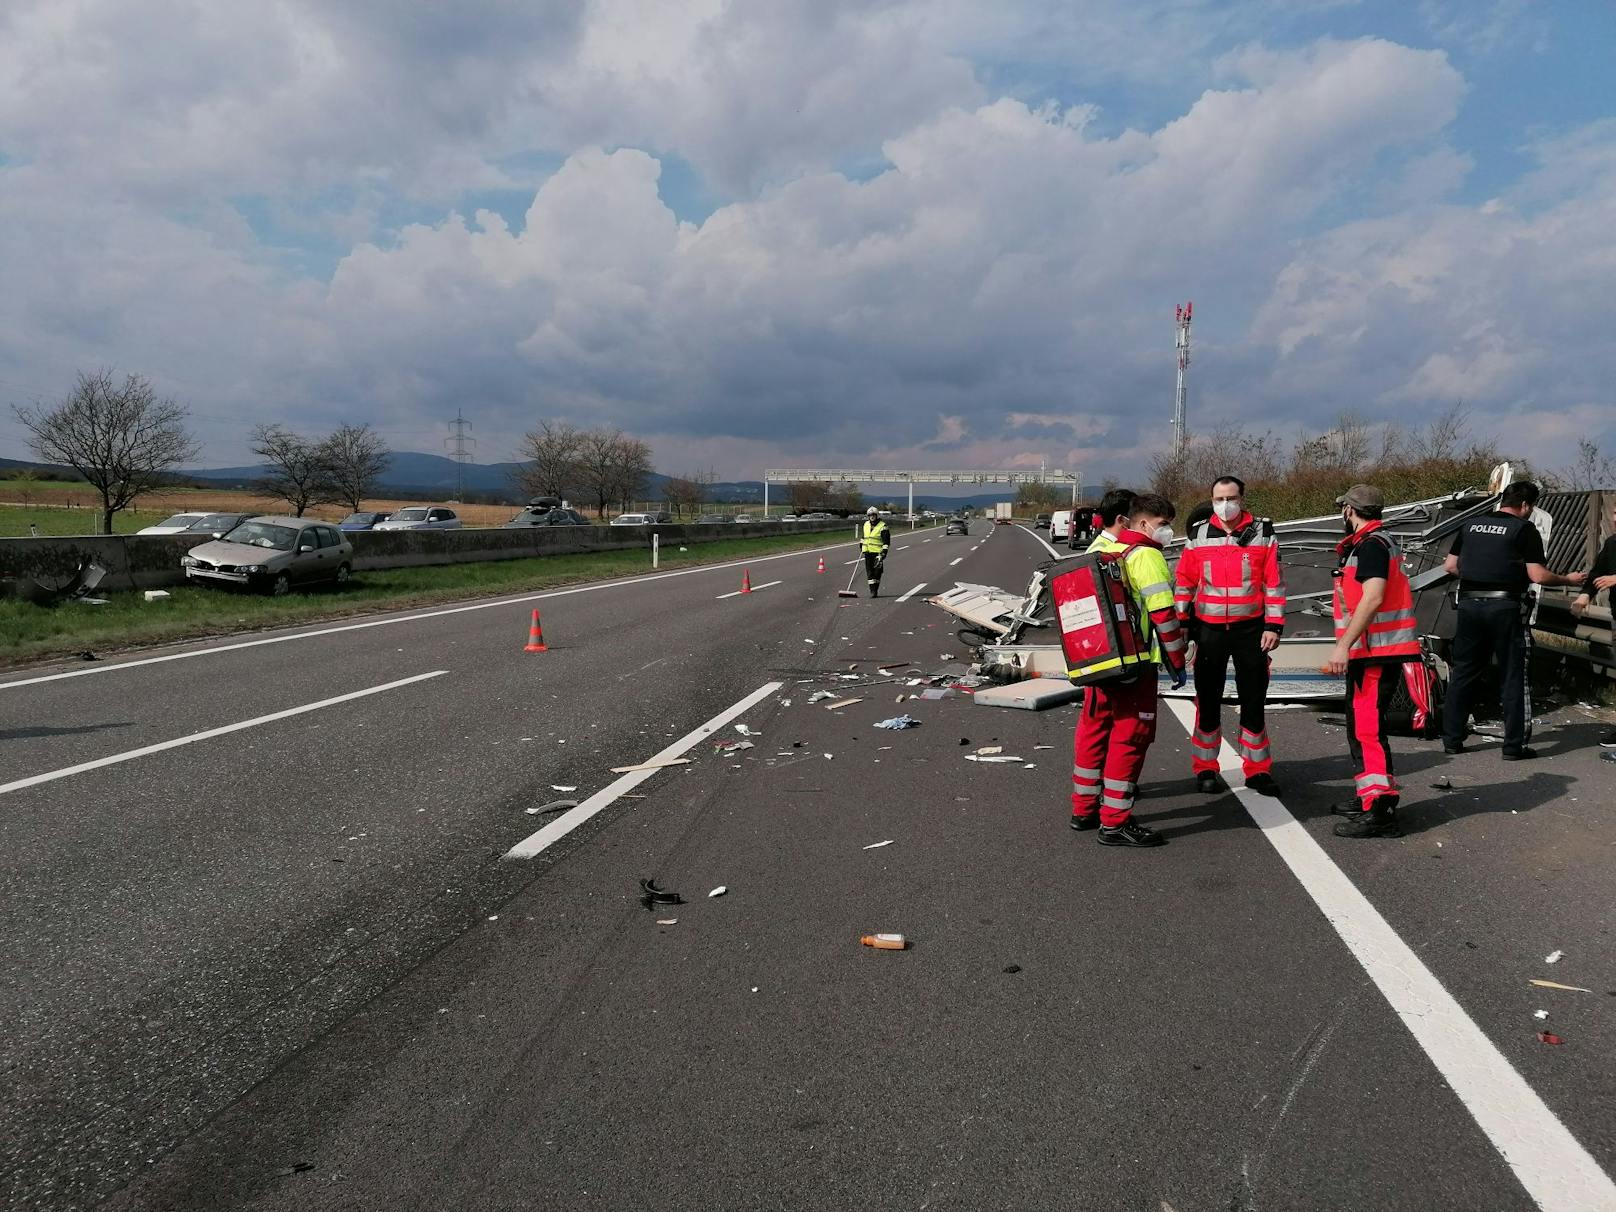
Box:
[1097, 819, 1164, 848]
[1330, 800, 1360, 817]
[1196, 771, 1227, 795]
[1333, 798, 1402, 838]
[1070, 812, 1099, 831]
[1245, 772, 1281, 796]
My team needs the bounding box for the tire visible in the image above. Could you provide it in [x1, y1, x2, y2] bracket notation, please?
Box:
[267, 572, 291, 597]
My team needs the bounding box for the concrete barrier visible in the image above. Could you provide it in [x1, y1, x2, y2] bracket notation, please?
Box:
[0, 521, 853, 595]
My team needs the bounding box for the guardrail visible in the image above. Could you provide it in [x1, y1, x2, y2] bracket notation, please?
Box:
[0, 520, 853, 596]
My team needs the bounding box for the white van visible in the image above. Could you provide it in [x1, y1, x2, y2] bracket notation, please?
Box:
[1049, 510, 1073, 543]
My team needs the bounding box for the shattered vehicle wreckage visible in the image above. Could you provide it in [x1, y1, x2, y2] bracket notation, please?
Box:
[930, 480, 1615, 713]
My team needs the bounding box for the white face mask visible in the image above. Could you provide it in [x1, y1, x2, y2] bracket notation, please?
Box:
[1213, 499, 1241, 523]
[1153, 524, 1175, 545]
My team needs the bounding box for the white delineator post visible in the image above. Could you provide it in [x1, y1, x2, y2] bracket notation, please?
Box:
[652, 532, 659, 569]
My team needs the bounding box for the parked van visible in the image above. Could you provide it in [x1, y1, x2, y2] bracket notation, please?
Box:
[1049, 510, 1073, 543]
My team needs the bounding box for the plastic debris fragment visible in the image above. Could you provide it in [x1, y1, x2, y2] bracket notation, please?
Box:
[708, 886, 727, 898]
[1536, 1031, 1565, 1045]
[526, 799, 578, 816]
[874, 715, 921, 730]
[1534, 1010, 1548, 1020]
[735, 724, 759, 736]
[861, 933, 907, 950]
[1546, 950, 1564, 964]
[551, 784, 578, 791]
[863, 840, 894, 849]
[1530, 979, 1592, 992]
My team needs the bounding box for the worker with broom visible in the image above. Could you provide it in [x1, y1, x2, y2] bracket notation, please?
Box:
[860, 506, 891, 597]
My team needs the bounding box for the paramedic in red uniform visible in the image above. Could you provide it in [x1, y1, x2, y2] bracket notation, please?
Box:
[1070, 490, 1188, 848]
[1173, 475, 1285, 796]
[1326, 484, 1421, 838]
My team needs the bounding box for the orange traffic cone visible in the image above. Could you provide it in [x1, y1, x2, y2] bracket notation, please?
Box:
[741, 569, 752, 594]
[524, 609, 548, 652]
[817, 555, 825, 573]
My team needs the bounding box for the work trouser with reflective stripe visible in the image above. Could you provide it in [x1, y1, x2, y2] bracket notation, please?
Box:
[1346, 659, 1405, 809]
[1189, 617, 1272, 777]
[1071, 667, 1159, 828]
[1441, 598, 1532, 755]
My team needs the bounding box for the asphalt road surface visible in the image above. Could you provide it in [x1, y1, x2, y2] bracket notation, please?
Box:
[4, 523, 1614, 1211]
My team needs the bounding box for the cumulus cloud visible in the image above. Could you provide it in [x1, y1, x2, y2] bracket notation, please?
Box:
[1, 3, 1611, 480]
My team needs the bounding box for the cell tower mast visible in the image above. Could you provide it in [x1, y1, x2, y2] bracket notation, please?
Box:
[1173, 300, 1192, 461]
[445, 407, 476, 501]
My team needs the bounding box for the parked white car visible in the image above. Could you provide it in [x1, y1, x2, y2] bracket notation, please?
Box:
[373, 506, 462, 531]
[610, 513, 652, 526]
[138, 512, 211, 535]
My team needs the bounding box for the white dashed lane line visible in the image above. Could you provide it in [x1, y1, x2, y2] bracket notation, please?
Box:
[715, 579, 782, 600]
[895, 583, 928, 602]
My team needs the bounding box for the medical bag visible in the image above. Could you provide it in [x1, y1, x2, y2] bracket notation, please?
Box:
[1050, 548, 1151, 685]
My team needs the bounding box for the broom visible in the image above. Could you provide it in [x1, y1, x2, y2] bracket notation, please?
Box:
[838, 561, 861, 598]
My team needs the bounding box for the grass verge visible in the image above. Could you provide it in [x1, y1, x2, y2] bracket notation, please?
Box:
[1, 528, 871, 668]
[0, 504, 171, 536]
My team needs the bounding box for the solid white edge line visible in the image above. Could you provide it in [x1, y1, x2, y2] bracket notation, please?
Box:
[1016, 523, 1064, 560]
[503, 680, 784, 860]
[2, 530, 941, 692]
[1163, 697, 1616, 1211]
[0, 671, 449, 796]
[895, 583, 927, 602]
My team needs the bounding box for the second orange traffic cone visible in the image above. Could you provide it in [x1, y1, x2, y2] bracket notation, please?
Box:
[741, 569, 752, 594]
[524, 609, 548, 652]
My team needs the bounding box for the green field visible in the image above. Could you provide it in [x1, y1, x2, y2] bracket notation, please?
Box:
[0, 504, 172, 537]
[0, 527, 867, 667]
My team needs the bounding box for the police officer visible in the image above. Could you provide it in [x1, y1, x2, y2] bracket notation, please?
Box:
[1441, 481, 1585, 760]
[861, 506, 891, 597]
[1173, 475, 1286, 796]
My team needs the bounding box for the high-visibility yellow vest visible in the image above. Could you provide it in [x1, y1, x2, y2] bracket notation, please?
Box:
[861, 521, 889, 553]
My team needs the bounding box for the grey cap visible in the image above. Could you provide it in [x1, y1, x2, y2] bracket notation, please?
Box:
[1335, 484, 1385, 511]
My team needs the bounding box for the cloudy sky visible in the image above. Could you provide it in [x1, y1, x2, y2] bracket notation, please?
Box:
[1, 0, 1612, 482]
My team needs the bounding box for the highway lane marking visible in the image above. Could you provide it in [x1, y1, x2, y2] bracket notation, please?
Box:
[0, 671, 448, 797]
[715, 579, 782, 599]
[504, 680, 784, 861]
[1163, 698, 1616, 1211]
[895, 583, 927, 602]
[1017, 524, 1063, 560]
[0, 529, 938, 692]
[949, 557, 964, 567]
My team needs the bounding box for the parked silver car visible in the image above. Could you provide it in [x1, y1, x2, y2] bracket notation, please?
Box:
[138, 512, 211, 535]
[373, 506, 462, 531]
[182, 517, 354, 595]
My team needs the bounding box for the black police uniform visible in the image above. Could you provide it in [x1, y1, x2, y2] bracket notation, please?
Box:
[1441, 511, 1544, 755]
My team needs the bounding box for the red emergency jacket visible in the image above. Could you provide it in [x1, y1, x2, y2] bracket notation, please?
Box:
[1332, 522, 1420, 660]
[1173, 511, 1285, 631]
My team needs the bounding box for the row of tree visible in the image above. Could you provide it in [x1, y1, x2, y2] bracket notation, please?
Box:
[514, 421, 654, 516]
[249, 423, 391, 516]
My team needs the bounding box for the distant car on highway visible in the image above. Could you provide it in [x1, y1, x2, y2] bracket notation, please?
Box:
[138, 512, 211, 535]
[182, 512, 255, 539]
[778, 513, 801, 522]
[732, 513, 756, 523]
[1035, 512, 1052, 529]
[373, 506, 461, 531]
[945, 516, 969, 536]
[695, 513, 734, 524]
[338, 511, 392, 532]
[182, 517, 354, 596]
[611, 512, 653, 526]
[504, 504, 589, 527]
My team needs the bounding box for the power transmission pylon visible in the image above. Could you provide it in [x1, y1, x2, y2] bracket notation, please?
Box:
[445, 407, 476, 501]
[1173, 301, 1192, 461]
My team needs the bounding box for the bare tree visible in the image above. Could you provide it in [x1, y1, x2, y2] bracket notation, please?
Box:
[664, 475, 703, 519]
[320, 423, 391, 512]
[787, 480, 821, 511]
[573, 428, 652, 517]
[1559, 438, 1616, 490]
[515, 420, 583, 500]
[251, 424, 331, 517]
[14, 369, 199, 534]
[610, 435, 654, 512]
[1014, 482, 1062, 512]
[1409, 402, 1468, 463]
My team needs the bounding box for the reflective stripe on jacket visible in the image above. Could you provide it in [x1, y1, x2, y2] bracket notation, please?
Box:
[1173, 511, 1286, 630]
[861, 521, 890, 553]
[1089, 529, 1187, 674]
[1332, 522, 1420, 660]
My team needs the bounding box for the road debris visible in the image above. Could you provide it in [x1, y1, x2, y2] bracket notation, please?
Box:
[919, 688, 954, 701]
[735, 723, 760, 736]
[1536, 1031, 1565, 1046]
[526, 799, 577, 816]
[656, 918, 678, 925]
[550, 784, 578, 792]
[1003, 965, 1022, 974]
[1546, 950, 1565, 964]
[874, 715, 922, 730]
[823, 753, 834, 760]
[708, 886, 728, 898]
[611, 757, 692, 773]
[863, 840, 894, 849]
[79, 651, 100, 661]
[825, 697, 863, 710]
[713, 739, 754, 753]
[975, 745, 1003, 755]
[1534, 1010, 1549, 1020]
[807, 690, 838, 703]
[1530, 979, 1592, 992]
[965, 754, 1025, 764]
[1432, 776, 1453, 790]
[861, 933, 907, 950]
[638, 879, 683, 908]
